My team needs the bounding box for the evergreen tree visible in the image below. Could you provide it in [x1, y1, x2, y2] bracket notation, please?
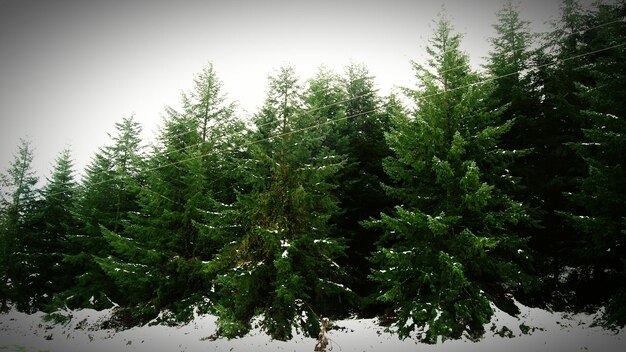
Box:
[485, 0, 538, 183]
[58, 116, 145, 310]
[330, 64, 393, 311]
[366, 16, 532, 343]
[183, 63, 246, 204]
[559, 0, 626, 327]
[0, 139, 39, 311]
[304, 66, 347, 155]
[21, 149, 78, 311]
[206, 66, 350, 340]
[96, 64, 243, 326]
[485, 0, 544, 305]
[531, 0, 610, 311]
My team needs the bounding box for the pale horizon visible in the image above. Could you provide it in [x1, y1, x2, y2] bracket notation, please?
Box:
[0, 0, 581, 181]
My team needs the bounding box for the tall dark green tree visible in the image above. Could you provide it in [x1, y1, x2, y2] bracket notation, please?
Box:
[529, 0, 613, 311]
[58, 116, 145, 310]
[485, 0, 538, 183]
[0, 139, 39, 312]
[21, 149, 79, 311]
[304, 66, 347, 155]
[559, 0, 626, 327]
[367, 16, 532, 343]
[96, 64, 243, 326]
[93, 113, 202, 324]
[329, 64, 393, 310]
[183, 63, 246, 204]
[484, 0, 545, 306]
[206, 66, 351, 340]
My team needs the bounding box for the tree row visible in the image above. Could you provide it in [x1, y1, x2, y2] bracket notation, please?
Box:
[1, 0, 624, 343]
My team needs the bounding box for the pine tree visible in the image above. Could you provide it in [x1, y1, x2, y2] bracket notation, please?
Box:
[183, 63, 246, 204]
[96, 64, 243, 326]
[304, 66, 347, 155]
[485, 0, 538, 183]
[531, 0, 608, 311]
[484, 0, 544, 306]
[92, 112, 202, 325]
[21, 149, 78, 311]
[366, 16, 532, 343]
[559, 0, 626, 327]
[338, 64, 391, 226]
[206, 66, 350, 340]
[57, 116, 145, 310]
[0, 139, 39, 312]
[327, 64, 393, 311]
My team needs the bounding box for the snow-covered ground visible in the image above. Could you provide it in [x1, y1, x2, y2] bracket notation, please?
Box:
[0, 302, 624, 352]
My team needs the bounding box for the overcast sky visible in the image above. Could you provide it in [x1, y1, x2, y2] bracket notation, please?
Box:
[0, 0, 590, 181]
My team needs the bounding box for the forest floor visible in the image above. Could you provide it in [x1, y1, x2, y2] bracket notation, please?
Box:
[0, 301, 624, 352]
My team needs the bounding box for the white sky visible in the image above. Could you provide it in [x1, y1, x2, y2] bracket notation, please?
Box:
[0, 0, 583, 181]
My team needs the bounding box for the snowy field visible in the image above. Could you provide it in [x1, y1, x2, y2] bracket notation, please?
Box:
[1, 302, 624, 352]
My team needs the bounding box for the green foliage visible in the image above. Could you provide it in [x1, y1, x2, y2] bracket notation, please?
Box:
[484, 0, 540, 198]
[323, 64, 394, 313]
[42, 311, 73, 325]
[22, 149, 79, 311]
[557, 0, 626, 327]
[207, 66, 351, 341]
[55, 116, 145, 310]
[0, 139, 40, 312]
[368, 14, 532, 343]
[95, 64, 242, 323]
[524, 0, 596, 308]
[3, 3, 625, 342]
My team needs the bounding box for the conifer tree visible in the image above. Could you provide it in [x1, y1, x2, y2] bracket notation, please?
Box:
[96, 64, 243, 325]
[22, 149, 78, 311]
[367, 16, 532, 343]
[304, 66, 347, 155]
[531, 0, 607, 311]
[328, 64, 393, 309]
[485, 0, 538, 186]
[100, 109, 209, 318]
[559, 0, 626, 327]
[207, 66, 350, 340]
[0, 139, 39, 311]
[183, 63, 246, 204]
[58, 116, 145, 310]
[485, 0, 545, 306]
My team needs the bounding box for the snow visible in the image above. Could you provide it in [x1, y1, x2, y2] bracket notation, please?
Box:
[0, 301, 624, 351]
[280, 240, 290, 258]
[319, 279, 353, 292]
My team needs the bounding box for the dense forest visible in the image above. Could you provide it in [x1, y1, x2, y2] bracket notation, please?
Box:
[1, 0, 624, 344]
